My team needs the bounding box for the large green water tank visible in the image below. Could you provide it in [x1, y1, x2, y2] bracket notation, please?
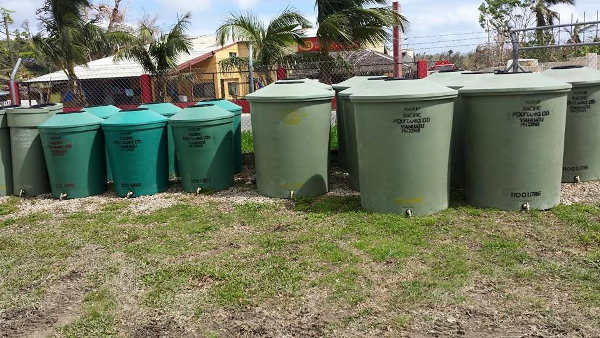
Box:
[246, 80, 334, 198]
[428, 71, 494, 189]
[337, 77, 389, 191]
[82, 105, 120, 181]
[138, 102, 182, 178]
[197, 99, 242, 174]
[39, 111, 106, 199]
[170, 104, 234, 192]
[7, 103, 62, 197]
[332, 76, 383, 170]
[0, 105, 18, 196]
[350, 79, 457, 216]
[542, 66, 600, 183]
[460, 72, 571, 210]
[102, 108, 168, 197]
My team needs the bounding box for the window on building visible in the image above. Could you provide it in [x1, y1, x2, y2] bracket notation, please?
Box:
[229, 52, 237, 58]
[193, 82, 216, 98]
[228, 82, 239, 97]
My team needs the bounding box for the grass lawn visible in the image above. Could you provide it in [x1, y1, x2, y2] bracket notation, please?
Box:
[0, 130, 599, 336]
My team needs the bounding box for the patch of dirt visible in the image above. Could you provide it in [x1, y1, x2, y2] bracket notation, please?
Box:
[131, 319, 187, 338]
[0, 245, 107, 337]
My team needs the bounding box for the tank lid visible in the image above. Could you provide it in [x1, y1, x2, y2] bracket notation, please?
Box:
[542, 65, 600, 87]
[170, 104, 234, 123]
[459, 72, 572, 95]
[246, 80, 334, 102]
[428, 71, 494, 89]
[198, 98, 242, 112]
[332, 76, 387, 91]
[82, 105, 121, 119]
[138, 102, 182, 117]
[338, 77, 390, 97]
[350, 78, 458, 102]
[9, 103, 62, 114]
[102, 108, 168, 127]
[39, 111, 103, 129]
[0, 105, 20, 113]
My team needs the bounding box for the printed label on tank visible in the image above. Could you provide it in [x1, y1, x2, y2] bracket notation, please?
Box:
[393, 106, 431, 134]
[114, 132, 142, 152]
[563, 164, 589, 172]
[183, 127, 211, 148]
[568, 89, 597, 113]
[510, 191, 542, 199]
[55, 183, 75, 189]
[394, 197, 424, 205]
[13, 129, 38, 148]
[121, 183, 142, 188]
[48, 135, 72, 157]
[512, 99, 550, 128]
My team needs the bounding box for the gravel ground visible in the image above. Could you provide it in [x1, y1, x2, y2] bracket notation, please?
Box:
[0, 169, 598, 216]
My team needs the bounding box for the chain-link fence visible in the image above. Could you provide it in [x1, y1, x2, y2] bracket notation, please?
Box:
[2, 58, 419, 110]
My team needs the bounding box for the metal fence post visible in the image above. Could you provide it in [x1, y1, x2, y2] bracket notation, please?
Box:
[248, 44, 255, 93]
[510, 29, 519, 73]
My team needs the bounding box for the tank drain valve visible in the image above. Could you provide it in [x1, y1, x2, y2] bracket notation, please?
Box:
[126, 191, 134, 199]
[289, 190, 295, 200]
[405, 209, 413, 217]
[18, 189, 25, 198]
[59, 193, 68, 201]
[521, 202, 530, 211]
[574, 176, 581, 183]
[196, 187, 202, 195]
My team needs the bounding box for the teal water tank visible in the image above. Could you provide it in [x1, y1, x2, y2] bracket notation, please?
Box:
[170, 104, 234, 192]
[138, 102, 182, 178]
[542, 66, 600, 183]
[102, 108, 169, 197]
[460, 72, 571, 210]
[350, 78, 458, 216]
[197, 99, 242, 174]
[39, 111, 106, 199]
[83, 105, 120, 181]
[246, 80, 334, 198]
[7, 104, 62, 197]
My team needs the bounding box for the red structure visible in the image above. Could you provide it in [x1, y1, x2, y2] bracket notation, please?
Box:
[417, 60, 428, 78]
[8, 80, 20, 106]
[140, 75, 152, 103]
[429, 60, 457, 71]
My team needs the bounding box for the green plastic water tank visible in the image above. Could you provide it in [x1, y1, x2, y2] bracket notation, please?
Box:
[246, 80, 334, 198]
[460, 72, 571, 210]
[102, 108, 169, 197]
[7, 104, 62, 197]
[337, 77, 389, 191]
[198, 99, 242, 174]
[428, 71, 494, 189]
[542, 66, 600, 183]
[350, 78, 458, 216]
[138, 102, 182, 178]
[82, 105, 120, 181]
[82, 105, 120, 119]
[332, 76, 384, 170]
[39, 111, 106, 199]
[0, 105, 18, 196]
[170, 104, 234, 192]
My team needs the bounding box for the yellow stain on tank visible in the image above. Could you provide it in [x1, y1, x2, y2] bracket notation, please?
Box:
[394, 197, 424, 205]
[283, 111, 308, 126]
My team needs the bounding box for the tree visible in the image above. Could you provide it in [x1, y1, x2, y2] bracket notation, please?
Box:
[1, 8, 15, 65]
[33, 0, 130, 106]
[216, 8, 312, 81]
[532, 0, 575, 43]
[115, 13, 193, 101]
[314, 0, 407, 80]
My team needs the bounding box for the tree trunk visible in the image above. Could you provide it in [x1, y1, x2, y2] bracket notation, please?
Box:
[66, 66, 87, 107]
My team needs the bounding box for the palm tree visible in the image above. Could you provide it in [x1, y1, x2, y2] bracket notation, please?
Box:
[532, 0, 575, 43]
[33, 0, 130, 106]
[216, 8, 312, 81]
[114, 13, 193, 102]
[314, 0, 408, 80]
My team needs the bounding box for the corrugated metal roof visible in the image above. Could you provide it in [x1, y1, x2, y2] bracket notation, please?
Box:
[26, 35, 230, 83]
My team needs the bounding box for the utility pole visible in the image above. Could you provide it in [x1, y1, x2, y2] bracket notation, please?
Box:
[248, 44, 255, 93]
[392, 1, 402, 78]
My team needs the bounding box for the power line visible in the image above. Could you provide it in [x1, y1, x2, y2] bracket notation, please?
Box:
[403, 31, 488, 39]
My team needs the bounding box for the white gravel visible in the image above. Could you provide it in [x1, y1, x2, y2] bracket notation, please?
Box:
[560, 181, 600, 205]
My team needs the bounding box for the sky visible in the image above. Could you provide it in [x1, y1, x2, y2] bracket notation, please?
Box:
[3, 0, 600, 53]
